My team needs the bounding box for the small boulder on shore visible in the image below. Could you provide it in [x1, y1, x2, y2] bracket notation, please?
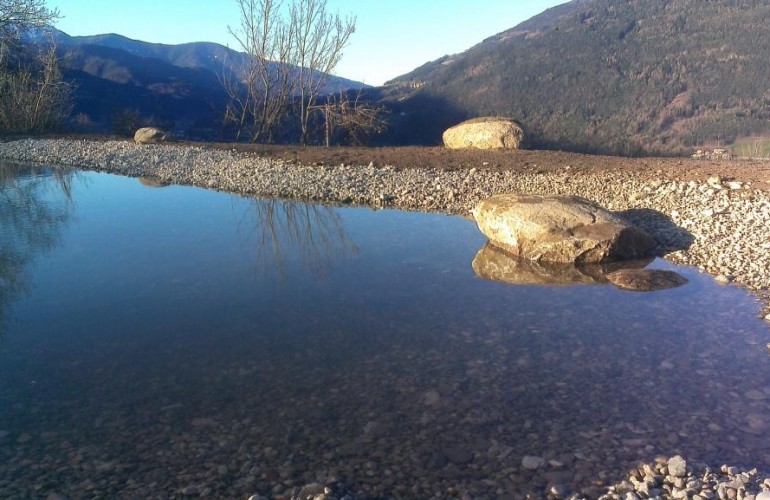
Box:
[472, 194, 656, 264]
[134, 127, 167, 144]
[443, 117, 524, 150]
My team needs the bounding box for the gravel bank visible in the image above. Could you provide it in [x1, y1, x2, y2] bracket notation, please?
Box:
[2, 138, 770, 498]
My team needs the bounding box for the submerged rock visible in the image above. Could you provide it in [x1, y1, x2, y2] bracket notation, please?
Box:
[472, 193, 656, 264]
[443, 117, 525, 150]
[521, 455, 546, 470]
[606, 268, 688, 292]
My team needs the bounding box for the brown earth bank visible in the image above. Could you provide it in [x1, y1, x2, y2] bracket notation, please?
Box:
[16, 134, 770, 189]
[199, 143, 770, 190]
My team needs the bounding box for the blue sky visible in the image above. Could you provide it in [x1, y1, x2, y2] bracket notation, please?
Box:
[47, 0, 566, 85]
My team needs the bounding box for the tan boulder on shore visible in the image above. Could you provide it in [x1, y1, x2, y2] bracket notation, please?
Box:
[134, 127, 167, 144]
[443, 117, 524, 150]
[472, 194, 656, 264]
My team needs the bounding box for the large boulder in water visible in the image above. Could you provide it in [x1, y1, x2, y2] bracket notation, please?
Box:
[472, 194, 656, 264]
[134, 127, 167, 144]
[443, 117, 524, 150]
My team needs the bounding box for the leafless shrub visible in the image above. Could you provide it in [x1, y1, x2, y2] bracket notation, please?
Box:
[0, 1, 72, 133]
[226, 0, 355, 144]
[0, 40, 73, 132]
[314, 89, 386, 146]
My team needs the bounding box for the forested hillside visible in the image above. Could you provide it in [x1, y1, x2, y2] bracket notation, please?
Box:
[385, 0, 770, 155]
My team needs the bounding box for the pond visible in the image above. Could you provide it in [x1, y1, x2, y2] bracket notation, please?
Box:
[1, 163, 769, 499]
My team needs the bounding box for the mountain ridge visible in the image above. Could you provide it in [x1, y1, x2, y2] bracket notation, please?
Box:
[382, 0, 770, 155]
[42, 29, 366, 139]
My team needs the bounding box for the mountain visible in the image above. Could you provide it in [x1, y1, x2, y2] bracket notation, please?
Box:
[383, 0, 770, 155]
[54, 32, 364, 93]
[44, 30, 366, 139]
[58, 43, 229, 138]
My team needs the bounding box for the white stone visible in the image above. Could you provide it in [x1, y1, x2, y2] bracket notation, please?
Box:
[522, 455, 546, 470]
[668, 455, 687, 477]
[423, 390, 441, 406]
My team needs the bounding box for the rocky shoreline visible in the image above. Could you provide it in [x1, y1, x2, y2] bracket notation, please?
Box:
[2, 138, 770, 499]
[1, 138, 768, 319]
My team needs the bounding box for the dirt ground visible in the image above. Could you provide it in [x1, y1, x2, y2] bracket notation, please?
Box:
[200, 143, 770, 190]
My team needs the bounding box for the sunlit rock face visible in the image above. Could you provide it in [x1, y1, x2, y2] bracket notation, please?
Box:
[442, 117, 525, 150]
[134, 127, 167, 144]
[472, 194, 656, 264]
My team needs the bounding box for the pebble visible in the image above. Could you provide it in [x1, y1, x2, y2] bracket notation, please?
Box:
[522, 455, 546, 470]
[181, 485, 200, 496]
[443, 447, 473, 465]
[668, 455, 688, 477]
[423, 390, 441, 406]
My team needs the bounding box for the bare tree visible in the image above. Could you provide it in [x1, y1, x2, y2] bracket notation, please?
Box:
[0, 34, 73, 132]
[226, 0, 295, 142]
[315, 89, 386, 146]
[289, 0, 355, 145]
[0, 0, 71, 133]
[227, 0, 355, 144]
[1, 0, 59, 57]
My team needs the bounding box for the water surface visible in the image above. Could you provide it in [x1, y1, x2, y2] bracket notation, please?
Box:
[1, 164, 769, 499]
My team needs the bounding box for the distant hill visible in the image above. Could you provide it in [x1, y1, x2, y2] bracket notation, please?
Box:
[57, 43, 228, 139]
[44, 30, 366, 140]
[383, 0, 770, 155]
[54, 32, 364, 93]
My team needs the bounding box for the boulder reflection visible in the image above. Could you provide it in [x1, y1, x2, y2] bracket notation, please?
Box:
[472, 242, 653, 286]
[243, 198, 357, 278]
[0, 163, 75, 334]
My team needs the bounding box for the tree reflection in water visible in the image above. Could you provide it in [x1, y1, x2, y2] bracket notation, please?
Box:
[240, 198, 358, 279]
[0, 162, 75, 333]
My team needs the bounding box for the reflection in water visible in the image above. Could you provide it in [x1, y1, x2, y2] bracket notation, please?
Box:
[241, 198, 358, 278]
[0, 163, 74, 332]
[472, 241, 652, 286]
[138, 176, 168, 188]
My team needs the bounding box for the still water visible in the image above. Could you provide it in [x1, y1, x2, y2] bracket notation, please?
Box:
[1, 164, 769, 499]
